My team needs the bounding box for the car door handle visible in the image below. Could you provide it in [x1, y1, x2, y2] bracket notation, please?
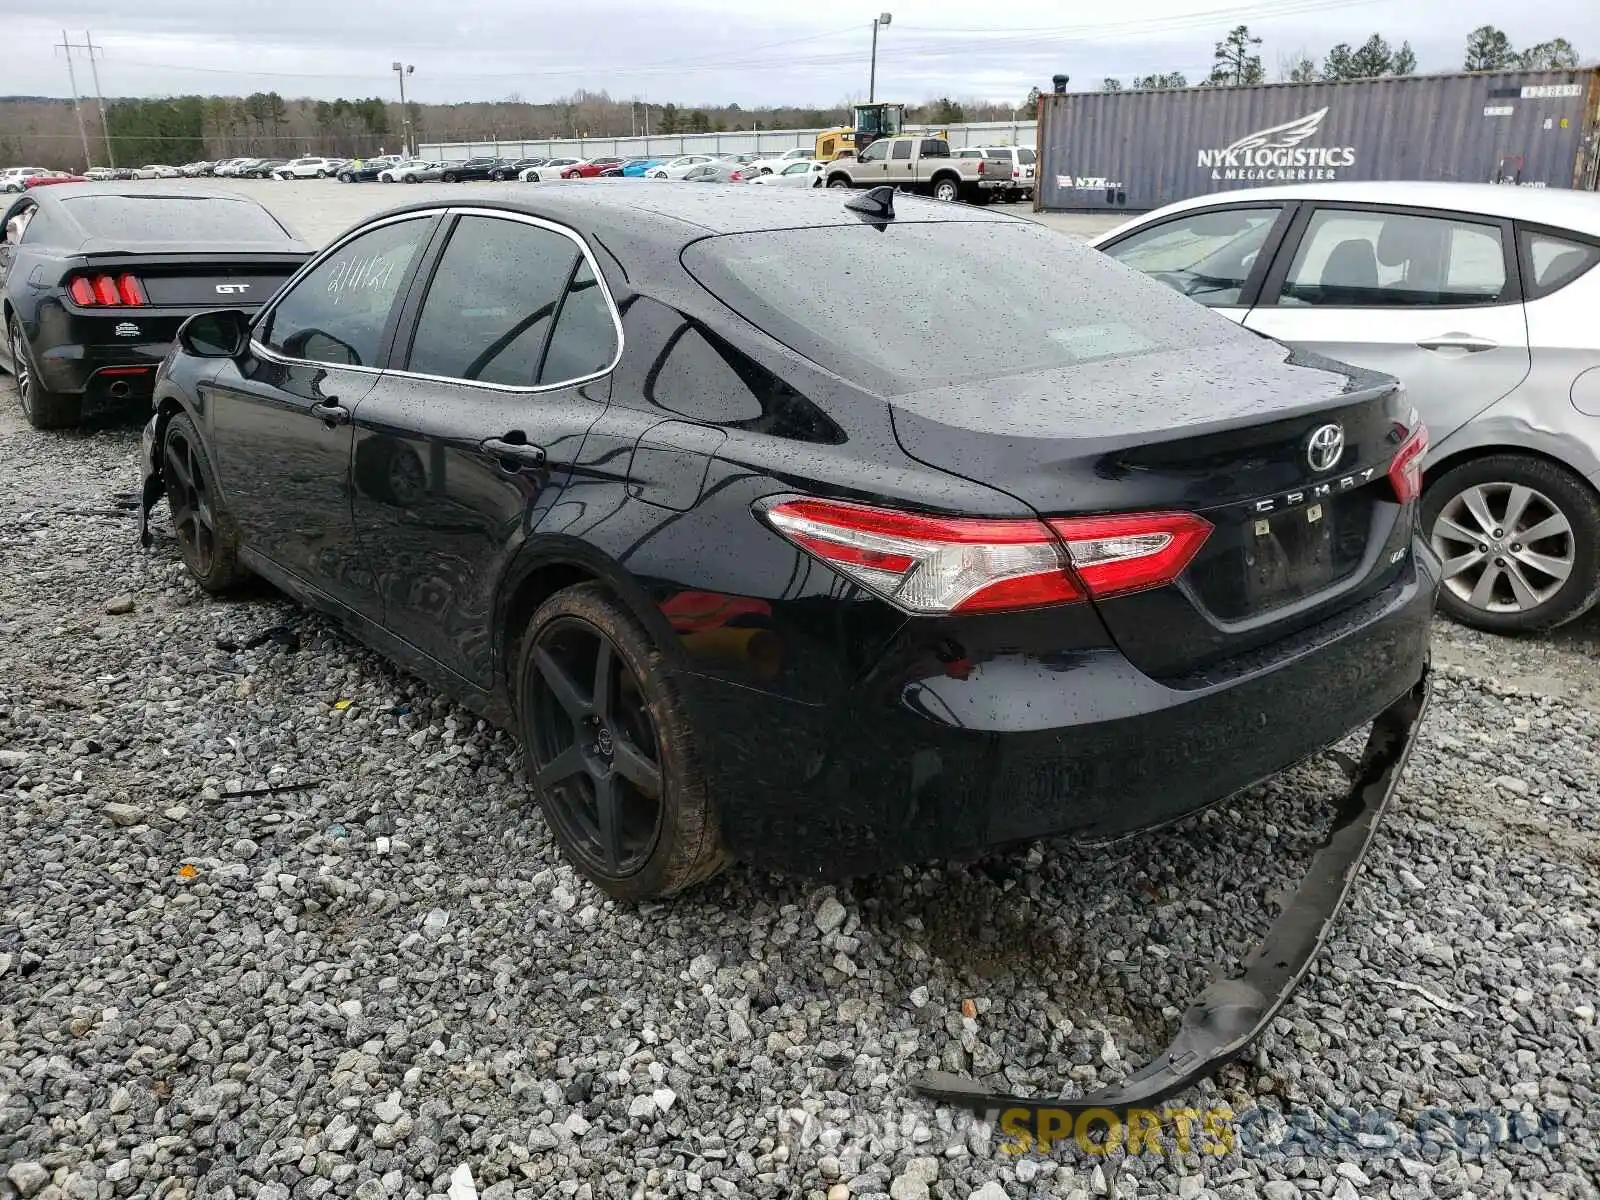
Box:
[1416, 334, 1499, 353]
[481, 436, 546, 470]
[312, 397, 351, 426]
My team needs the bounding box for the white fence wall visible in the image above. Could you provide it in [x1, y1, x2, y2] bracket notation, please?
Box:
[419, 120, 1039, 161]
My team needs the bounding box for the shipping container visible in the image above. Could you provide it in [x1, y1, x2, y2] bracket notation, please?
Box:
[1036, 68, 1600, 212]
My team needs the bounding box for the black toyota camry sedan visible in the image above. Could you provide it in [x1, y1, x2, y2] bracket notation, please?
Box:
[138, 184, 1438, 904]
[0, 185, 312, 428]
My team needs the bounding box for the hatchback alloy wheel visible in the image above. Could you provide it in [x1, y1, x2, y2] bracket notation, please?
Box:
[1432, 482, 1574, 612]
[527, 615, 667, 879]
[1424, 452, 1600, 632]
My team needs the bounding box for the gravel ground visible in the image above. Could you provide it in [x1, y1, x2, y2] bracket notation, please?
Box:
[3, 184, 1600, 1200]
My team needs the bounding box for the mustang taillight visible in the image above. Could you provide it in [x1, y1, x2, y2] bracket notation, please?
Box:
[760, 497, 1211, 614]
[1388, 419, 1429, 503]
[70, 273, 149, 307]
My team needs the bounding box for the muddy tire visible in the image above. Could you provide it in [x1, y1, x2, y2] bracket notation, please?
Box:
[162, 412, 248, 594]
[516, 583, 730, 901]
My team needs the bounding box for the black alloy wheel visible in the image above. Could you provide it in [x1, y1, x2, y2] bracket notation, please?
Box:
[518, 585, 727, 899]
[8, 314, 81, 429]
[162, 413, 245, 593]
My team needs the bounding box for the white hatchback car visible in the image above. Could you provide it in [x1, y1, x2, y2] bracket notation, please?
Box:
[746, 147, 816, 176]
[520, 158, 583, 182]
[648, 155, 718, 180]
[1093, 181, 1600, 633]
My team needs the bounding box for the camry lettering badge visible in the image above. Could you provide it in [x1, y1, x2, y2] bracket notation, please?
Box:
[1252, 467, 1377, 514]
[114, 322, 140, 338]
[1306, 423, 1345, 472]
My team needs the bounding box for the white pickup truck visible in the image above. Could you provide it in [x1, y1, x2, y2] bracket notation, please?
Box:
[822, 136, 1003, 204]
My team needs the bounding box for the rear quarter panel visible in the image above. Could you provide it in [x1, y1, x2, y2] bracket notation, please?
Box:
[1431, 261, 1600, 491]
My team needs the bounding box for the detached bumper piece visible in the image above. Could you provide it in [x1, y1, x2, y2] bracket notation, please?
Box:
[910, 668, 1431, 1117]
[137, 413, 163, 550]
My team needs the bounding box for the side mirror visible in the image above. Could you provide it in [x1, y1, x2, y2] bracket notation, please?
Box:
[177, 308, 251, 358]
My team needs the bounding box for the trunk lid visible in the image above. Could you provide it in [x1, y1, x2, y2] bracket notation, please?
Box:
[71, 251, 310, 309]
[889, 342, 1413, 680]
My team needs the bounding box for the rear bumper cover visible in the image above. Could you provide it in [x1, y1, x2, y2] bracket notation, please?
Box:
[911, 665, 1431, 1116]
[679, 543, 1437, 879]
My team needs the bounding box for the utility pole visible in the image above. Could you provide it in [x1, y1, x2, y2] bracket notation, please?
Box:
[84, 32, 114, 167]
[392, 62, 415, 158]
[55, 30, 95, 170]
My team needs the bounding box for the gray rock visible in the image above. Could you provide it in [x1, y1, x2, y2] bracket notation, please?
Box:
[104, 802, 146, 826]
[7, 1164, 50, 1198]
[104, 594, 136, 615]
[815, 894, 847, 934]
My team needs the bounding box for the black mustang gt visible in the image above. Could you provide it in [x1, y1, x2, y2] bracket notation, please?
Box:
[137, 181, 1437, 1108]
[0, 184, 311, 428]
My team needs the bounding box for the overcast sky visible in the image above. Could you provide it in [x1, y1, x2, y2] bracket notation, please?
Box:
[9, 0, 1598, 107]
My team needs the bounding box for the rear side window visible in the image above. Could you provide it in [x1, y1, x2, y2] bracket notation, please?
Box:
[1276, 208, 1509, 308]
[405, 215, 616, 387]
[1520, 230, 1600, 298]
[1018, 148, 1037, 164]
[891, 142, 912, 160]
[920, 140, 949, 158]
[683, 222, 1242, 395]
[261, 216, 433, 367]
[17, 207, 53, 245]
[60, 196, 290, 243]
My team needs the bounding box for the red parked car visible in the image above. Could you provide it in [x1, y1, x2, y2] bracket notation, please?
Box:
[560, 157, 626, 179]
[25, 172, 89, 189]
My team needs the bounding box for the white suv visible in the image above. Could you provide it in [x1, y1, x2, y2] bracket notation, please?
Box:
[274, 157, 340, 179]
[1, 168, 49, 193]
[954, 146, 1036, 202]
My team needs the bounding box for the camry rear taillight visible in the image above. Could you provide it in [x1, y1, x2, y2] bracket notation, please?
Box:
[69, 273, 148, 307]
[1388, 419, 1428, 503]
[760, 497, 1211, 614]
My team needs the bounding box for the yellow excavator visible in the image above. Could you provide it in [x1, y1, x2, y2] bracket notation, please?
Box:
[814, 103, 949, 160]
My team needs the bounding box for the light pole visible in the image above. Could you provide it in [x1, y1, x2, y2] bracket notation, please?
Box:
[869, 12, 891, 103]
[392, 62, 415, 157]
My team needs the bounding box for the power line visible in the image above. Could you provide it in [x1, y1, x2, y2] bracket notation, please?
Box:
[895, 0, 1389, 35]
[79, 2, 1393, 88]
[96, 23, 868, 83]
[54, 31, 95, 169]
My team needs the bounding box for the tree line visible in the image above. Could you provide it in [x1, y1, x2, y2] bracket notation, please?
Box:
[1099, 23, 1582, 92]
[0, 89, 1021, 172]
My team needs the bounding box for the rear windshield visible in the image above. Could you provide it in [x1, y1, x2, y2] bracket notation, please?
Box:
[681, 222, 1242, 393]
[60, 195, 290, 243]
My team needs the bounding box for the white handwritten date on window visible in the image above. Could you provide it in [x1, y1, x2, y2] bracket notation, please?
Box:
[325, 254, 399, 301]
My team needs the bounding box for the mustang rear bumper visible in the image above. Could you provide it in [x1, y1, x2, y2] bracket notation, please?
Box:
[910, 667, 1431, 1116]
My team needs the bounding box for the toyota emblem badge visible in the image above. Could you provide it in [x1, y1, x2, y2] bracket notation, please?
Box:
[1306, 423, 1345, 473]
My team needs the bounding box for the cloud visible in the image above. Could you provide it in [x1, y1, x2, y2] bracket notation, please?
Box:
[8, 0, 1598, 105]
